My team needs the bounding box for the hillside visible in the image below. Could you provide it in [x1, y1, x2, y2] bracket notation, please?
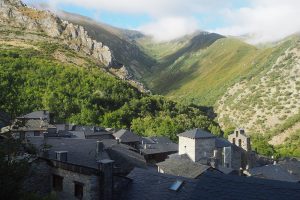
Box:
[59, 11, 156, 80]
[136, 29, 300, 156]
[0, 0, 221, 140]
[216, 36, 300, 152]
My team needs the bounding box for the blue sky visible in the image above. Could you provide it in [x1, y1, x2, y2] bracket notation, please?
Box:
[24, 0, 300, 43]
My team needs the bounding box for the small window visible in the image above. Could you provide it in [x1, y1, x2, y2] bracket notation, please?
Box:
[53, 175, 63, 191]
[169, 180, 184, 191]
[238, 139, 242, 147]
[235, 131, 238, 137]
[34, 131, 41, 136]
[74, 182, 83, 199]
[232, 138, 236, 144]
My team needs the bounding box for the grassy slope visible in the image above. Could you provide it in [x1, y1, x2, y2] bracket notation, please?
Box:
[138, 36, 274, 106]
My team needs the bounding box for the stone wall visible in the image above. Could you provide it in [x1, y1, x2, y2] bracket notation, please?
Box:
[178, 136, 196, 161]
[51, 167, 100, 200]
[228, 131, 251, 152]
[231, 147, 242, 170]
[194, 138, 215, 162]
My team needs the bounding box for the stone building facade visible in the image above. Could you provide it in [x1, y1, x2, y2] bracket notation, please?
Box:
[228, 128, 251, 151]
[178, 133, 215, 162]
[178, 128, 243, 171]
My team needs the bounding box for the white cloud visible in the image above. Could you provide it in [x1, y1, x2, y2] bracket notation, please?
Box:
[25, 0, 300, 43]
[213, 0, 300, 44]
[138, 17, 199, 42]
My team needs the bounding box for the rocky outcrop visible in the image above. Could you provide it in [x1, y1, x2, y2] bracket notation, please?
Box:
[0, 0, 115, 67]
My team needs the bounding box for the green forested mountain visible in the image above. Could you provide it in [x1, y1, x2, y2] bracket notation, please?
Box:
[0, 36, 221, 140]
[1, 0, 300, 157]
[136, 33, 300, 157]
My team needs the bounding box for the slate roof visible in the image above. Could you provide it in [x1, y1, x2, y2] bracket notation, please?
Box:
[73, 125, 106, 133]
[12, 119, 56, 132]
[178, 128, 215, 139]
[157, 157, 212, 178]
[247, 164, 299, 182]
[18, 110, 50, 120]
[119, 168, 300, 200]
[27, 137, 146, 171]
[28, 137, 108, 169]
[150, 136, 173, 144]
[54, 124, 74, 131]
[140, 137, 155, 144]
[215, 137, 232, 148]
[139, 143, 178, 155]
[113, 129, 141, 143]
[279, 159, 300, 180]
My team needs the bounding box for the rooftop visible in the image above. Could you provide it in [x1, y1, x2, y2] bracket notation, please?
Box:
[178, 128, 215, 139]
[139, 143, 178, 155]
[157, 156, 212, 178]
[120, 168, 300, 200]
[247, 164, 299, 183]
[113, 129, 141, 143]
[12, 119, 55, 132]
[27, 137, 146, 171]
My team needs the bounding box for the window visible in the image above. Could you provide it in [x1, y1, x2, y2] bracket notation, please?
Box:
[238, 139, 242, 147]
[232, 138, 236, 144]
[169, 180, 184, 191]
[34, 131, 41, 136]
[52, 175, 63, 191]
[235, 131, 238, 137]
[74, 182, 84, 199]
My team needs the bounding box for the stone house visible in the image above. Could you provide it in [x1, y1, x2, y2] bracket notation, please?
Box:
[26, 137, 146, 200]
[177, 128, 242, 171]
[113, 129, 141, 148]
[139, 144, 177, 163]
[11, 110, 56, 139]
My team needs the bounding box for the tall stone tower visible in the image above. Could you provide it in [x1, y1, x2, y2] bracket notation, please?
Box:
[228, 128, 251, 151]
[178, 128, 216, 162]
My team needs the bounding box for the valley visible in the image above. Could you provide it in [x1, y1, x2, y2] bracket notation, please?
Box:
[1, 0, 300, 157]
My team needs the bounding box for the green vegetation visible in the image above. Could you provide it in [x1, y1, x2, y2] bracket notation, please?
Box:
[0, 138, 30, 199]
[276, 131, 300, 157]
[267, 111, 300, 137]
[0, 45, 220, 139]
[138, 36, 273, 106]
[0, 137, 57, 200]
[251, 134, 276, 157]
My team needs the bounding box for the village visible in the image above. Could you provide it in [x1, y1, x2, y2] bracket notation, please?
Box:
[1, 110, 300, 200]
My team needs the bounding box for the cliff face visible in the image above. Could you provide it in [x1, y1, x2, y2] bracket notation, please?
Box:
[0, 0, 115, 67]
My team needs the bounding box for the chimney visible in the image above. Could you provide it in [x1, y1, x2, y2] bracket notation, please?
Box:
[65, 124, 69, 131]
[98, 159, 114, 200]
[55, 151, 68, 162]
[97, 141, 104, 156]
